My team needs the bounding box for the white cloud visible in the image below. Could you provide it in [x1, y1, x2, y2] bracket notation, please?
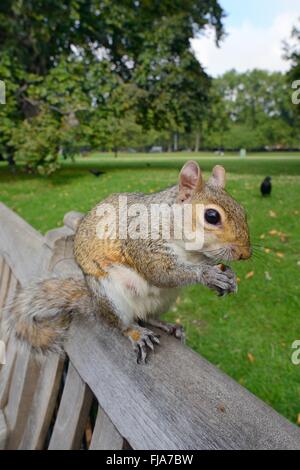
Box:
[191, 11, 297, 76]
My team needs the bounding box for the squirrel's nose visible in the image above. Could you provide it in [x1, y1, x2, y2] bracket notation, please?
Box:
[239, 246, 252, 260]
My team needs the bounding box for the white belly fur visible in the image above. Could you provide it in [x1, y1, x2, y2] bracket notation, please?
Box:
[101, 264, 179, 326]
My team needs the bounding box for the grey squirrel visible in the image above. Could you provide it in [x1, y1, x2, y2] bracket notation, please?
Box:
[5, 161, 251, 363]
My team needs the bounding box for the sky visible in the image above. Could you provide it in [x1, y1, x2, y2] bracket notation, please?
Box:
[191, 0, 300, 76]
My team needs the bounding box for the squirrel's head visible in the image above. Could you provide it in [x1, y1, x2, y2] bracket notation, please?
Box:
[177, 161, 252, 262]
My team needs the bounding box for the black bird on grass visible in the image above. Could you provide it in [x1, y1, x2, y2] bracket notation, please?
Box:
[261, 176, 272, 196]
[89, 169, 105, 177]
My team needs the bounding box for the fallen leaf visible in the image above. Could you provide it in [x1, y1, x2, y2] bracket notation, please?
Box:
[264, 248, 271, 254]
[237, 277, 241, 284]
[269, 210, 277, 218]
[297, 414, 300, 426]
[269, 229, 278, 236]
[217, 404, 226, 413]
[265, 271, 272, 281]
[260, 234, 266, 240]
[276, 252, 285, 259]
[247, 352, 255, 363]
[245, 271, 255, 280]
[279, 233, 288, 243]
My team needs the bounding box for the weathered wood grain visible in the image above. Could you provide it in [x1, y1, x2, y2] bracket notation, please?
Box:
[0, 256, 4, 281]
[0, 410, 7, 450]
[0, 338, 16, 408]
[89, 406, 123, 450]
[3, 272, 19, 311]
[48, 363, 93, 450]
[45, 227, 81, 278]
[5, 349, 41, 449]
[0, 268, 18, 375]
[0, 262, 11, 311]
[66, 316, 300, 450]
[19, 354, 64, 450]
[0, 203, 52, 286]
[63, 211, 84, 232]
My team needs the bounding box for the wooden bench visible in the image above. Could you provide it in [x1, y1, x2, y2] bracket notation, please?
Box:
[0, 202, 299, 450]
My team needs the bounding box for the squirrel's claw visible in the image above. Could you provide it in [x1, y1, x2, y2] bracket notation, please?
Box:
[124, 325, 160, 364]
[202, 264, 237, 296]
[145, 319, 186, 344]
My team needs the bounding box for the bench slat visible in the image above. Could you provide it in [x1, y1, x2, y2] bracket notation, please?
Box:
[3, 272, 19, 311]
[0, 203, 52, 286]
[0, 410, 7, 450]
[19, 354, 64, 450]
[66, 316, 300, 450]
[0, 256, 4, 287]
[0, 338, 17, 408]
[0, 262, 11, 311]
[89, 406, 123, 450]
[48, 363, 93, 450]
[5, 349, 41, 449]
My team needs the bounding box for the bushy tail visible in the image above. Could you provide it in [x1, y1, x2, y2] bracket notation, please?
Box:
[3, 277, 94, 355]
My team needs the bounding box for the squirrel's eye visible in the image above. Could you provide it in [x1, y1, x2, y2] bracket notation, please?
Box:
[205, 209, 221, 225]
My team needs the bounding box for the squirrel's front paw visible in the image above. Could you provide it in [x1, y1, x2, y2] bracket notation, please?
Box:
[123, 324, 160, 364]
[201, 265, 237, 296]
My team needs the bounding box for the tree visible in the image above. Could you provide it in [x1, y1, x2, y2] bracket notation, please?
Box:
[198, 69, 299, 150]
[285, 20, 300, 123]
[0, 0, 225, 171]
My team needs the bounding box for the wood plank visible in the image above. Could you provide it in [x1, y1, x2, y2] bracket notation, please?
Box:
[0, 263, 11, 311]
[5, 348, 41, 449]
[0, 204, 80, 450]
[0, 268, 19, 398]
[89, 406, 123, 450]
[0, 338, 17, 409]
[66, 316, 300, 450]
[48, 363, 93, 450]
[63, 211, 84, 231]
[19, 354, 64, 450]
[3, 272, 19, 311]
[0, 272, 19, 331]
[0, 410, 7, 450]
[0, 203, 52, 286]
[0, 256, 4, 283]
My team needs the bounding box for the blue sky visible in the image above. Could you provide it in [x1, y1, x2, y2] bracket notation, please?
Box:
[221, 0, 296, 28]
[191, 0, 299, 76]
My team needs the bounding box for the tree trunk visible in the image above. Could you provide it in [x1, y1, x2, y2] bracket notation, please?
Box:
[168, 134, 172, 152]
[173, 132, 178, 152]
[195, 130, 201, 152]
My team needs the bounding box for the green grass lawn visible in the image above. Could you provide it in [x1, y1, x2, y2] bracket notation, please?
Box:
[1, 152, 300, 424]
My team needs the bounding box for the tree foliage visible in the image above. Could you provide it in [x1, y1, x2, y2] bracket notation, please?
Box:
[285, 19, 300, 123]
[0, 0, 224, 172]
[199, 69, 300, 150]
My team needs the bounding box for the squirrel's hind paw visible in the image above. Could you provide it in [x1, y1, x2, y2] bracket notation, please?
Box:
[123, 325, 160, 364]
[144, 319, 186, 344]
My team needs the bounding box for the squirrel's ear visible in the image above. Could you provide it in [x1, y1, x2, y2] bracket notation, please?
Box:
[178, 161, 203, 202]
[208, 165, 226, 189]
